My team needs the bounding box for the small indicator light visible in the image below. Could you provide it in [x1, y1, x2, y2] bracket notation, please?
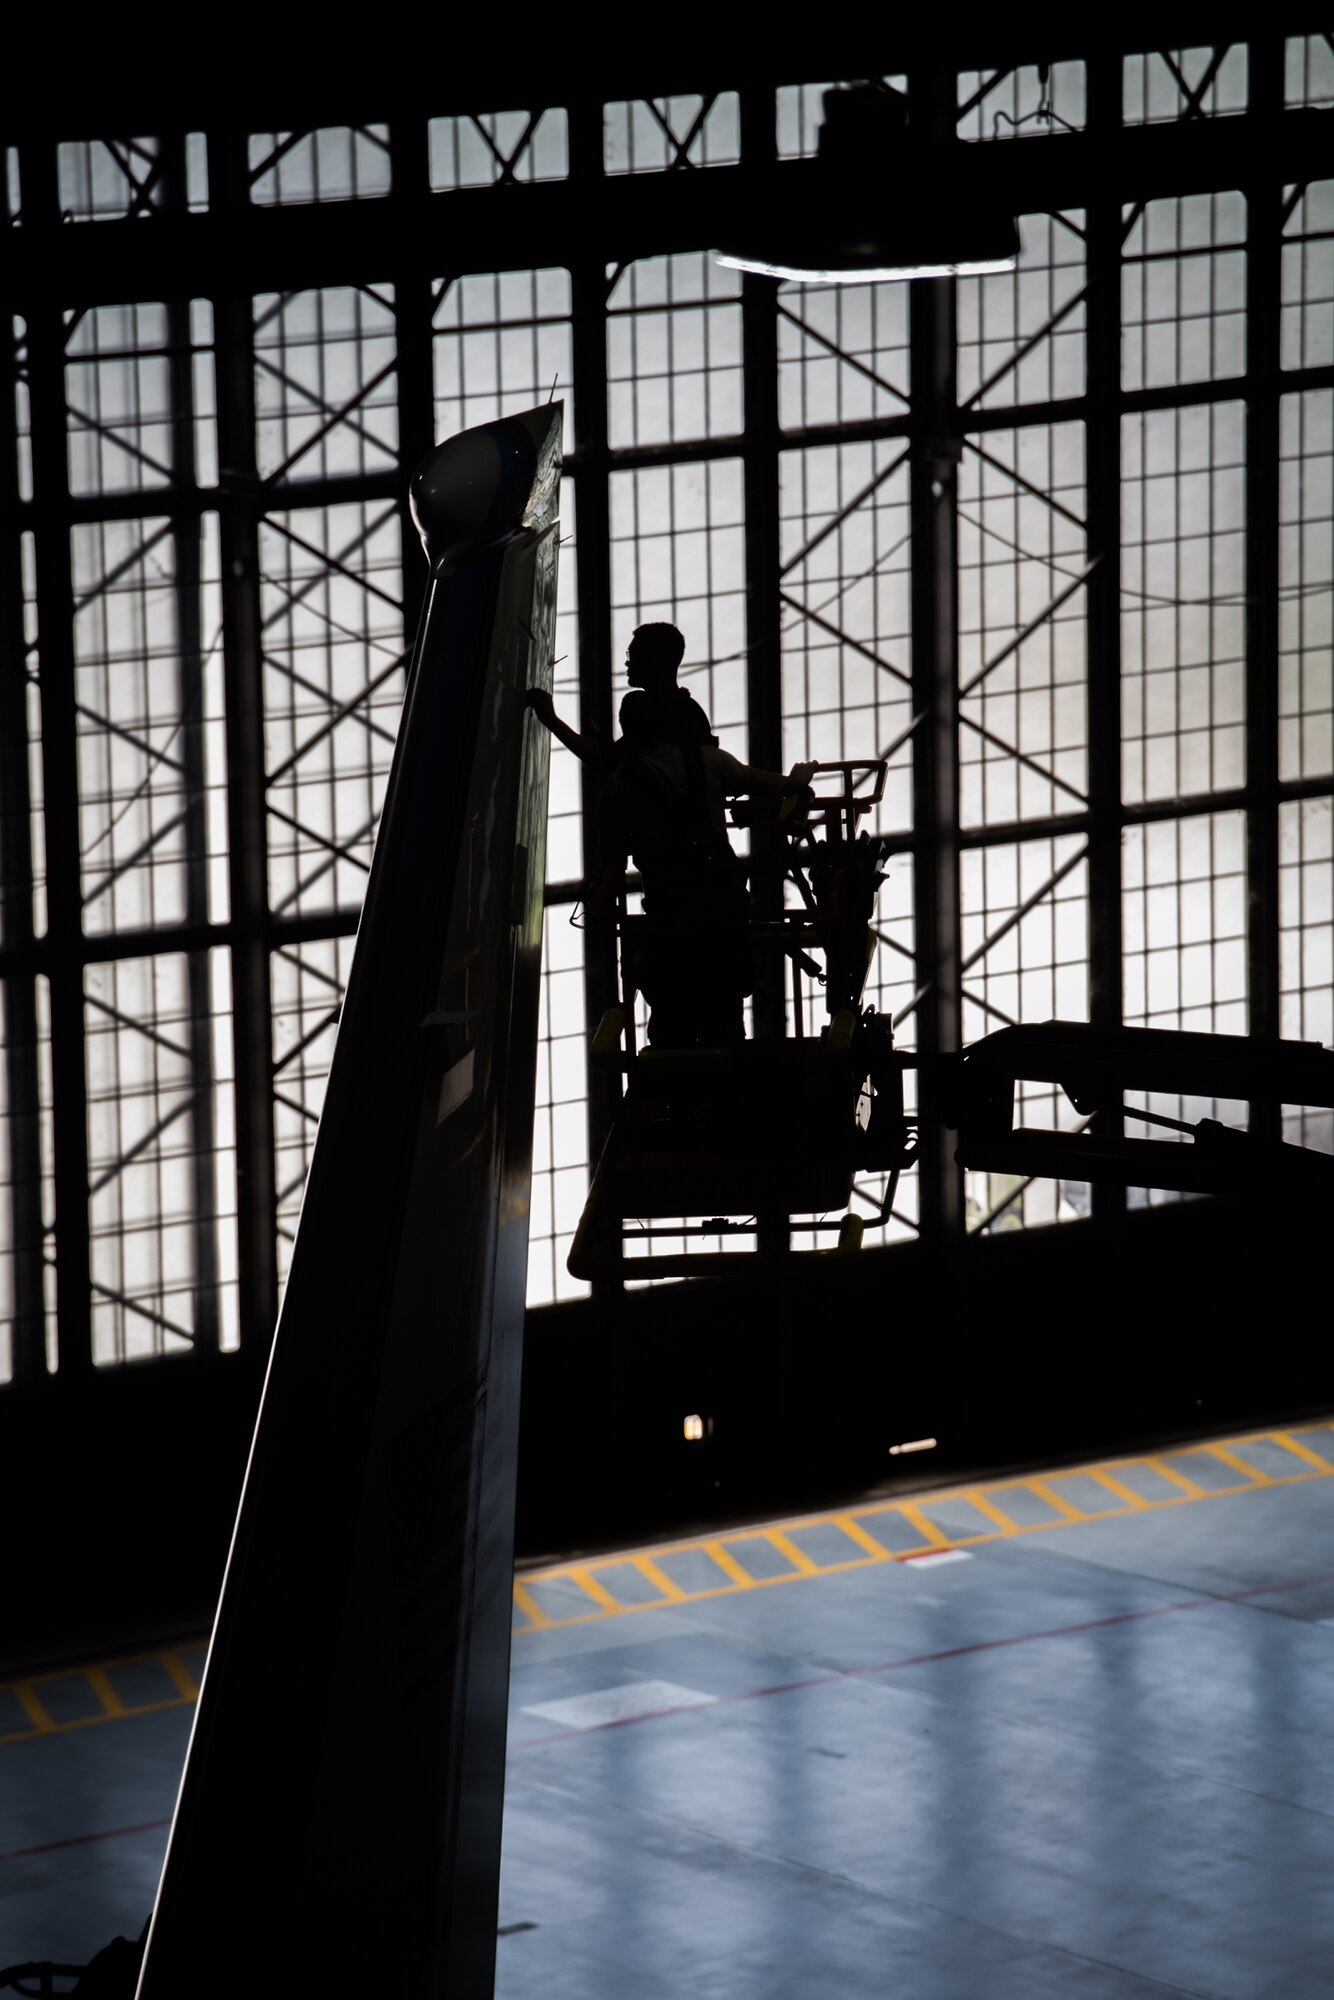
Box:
[888, 1437, 938, 1456]
[683, 1414, 705, 1442]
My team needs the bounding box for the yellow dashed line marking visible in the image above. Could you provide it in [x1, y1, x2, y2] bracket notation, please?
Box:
[511, 1581, 552, 1629]
[1024, 1480, 1088, 1520]
[960, 1488, 1019, 1532]
[11, 1684, 55, 1735]
[1088, 1467, 1150, 1509]
[160, 1650, 200, 1702]
[1145, 1454, 1206, 1496]
[766, 1529, 820, 1575]
[895, 1500, 953, 1550]
[1273, 1430, 1333, 1472]
[511, 1421, 1334, 1634]
[633, 1555, 686, 1601]
[85, 1666, 127, 1719]
[0, 1647, 206, 1747]
[835, 1512, 893, 1560]
[1026, 1477, 1086, 1523]
[6, 1422, 1333, 1749]
[1204, 1442, 1269, 1483]
[567, 1566, 623, 1613]
[703, 1539, 754, 1588]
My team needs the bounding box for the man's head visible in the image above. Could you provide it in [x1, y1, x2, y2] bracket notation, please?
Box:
[625, 622, 685, 689]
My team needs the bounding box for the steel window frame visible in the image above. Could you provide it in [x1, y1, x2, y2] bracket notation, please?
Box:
[1, 42, 1331, 1381]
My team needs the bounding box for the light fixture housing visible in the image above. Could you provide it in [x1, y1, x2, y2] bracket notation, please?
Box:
[717, 84, 1020, 286]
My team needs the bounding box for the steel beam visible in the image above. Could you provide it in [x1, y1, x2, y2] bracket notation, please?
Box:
[1243, 39, 1284, 1141]
[18, 142, 93, 1378]
[0, 307, 46, 1383]
[6, 111, 1331, 309]
[908, 61, 963, 1244]
[568, 103, 622, 1297]
[162, 138, 220, 1351]
[1084, 52, 1128, 1217]
[739, 88, 790, 1257]
[208, 129, 277, 1350]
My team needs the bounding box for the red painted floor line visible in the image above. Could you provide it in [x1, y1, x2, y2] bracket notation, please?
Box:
[0, 1817, 172, 1866]
[509, 1563, 1334, 1748]
[11, 1566, 1334, 1860]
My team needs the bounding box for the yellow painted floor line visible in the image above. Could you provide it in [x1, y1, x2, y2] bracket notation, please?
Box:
[511, 1419, 1334, 1635]
[1026, 1477, 1085, 1522]
[161, 1649, 201, 1702]
[6, 1419, 1333, 1752]
[1204, 1442, 1270, 1483]
[836, 1512, 894, 1560]
[566, 1566, 623, 1613]
[633, 1555, 686, 1601]
[84, 1665, 127, 1718]
[961, 1488, 1019, 1532]
[895, 1500, 953, 1550]
[766, 1529, 820, 1575]
[0, 1641, 206, 1748]
[1273, 1430, 1333, 1471]
[11, 1684, 55, 1735]
[703, 1539, 755, 1588]
[511, 1581, 552, 1628]
[1144, 1455, 1206, 1496]
[1088, 1468, 1150, 1509]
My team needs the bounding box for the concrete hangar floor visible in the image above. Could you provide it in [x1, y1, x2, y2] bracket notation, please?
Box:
[6, 1422, 1334, 1998]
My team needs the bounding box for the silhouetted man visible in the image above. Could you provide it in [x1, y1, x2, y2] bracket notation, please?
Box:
[528, 622, 813, 1045]
[526, 620, 714, 768]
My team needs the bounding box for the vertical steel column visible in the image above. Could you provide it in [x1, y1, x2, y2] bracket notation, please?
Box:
[568, 102, 622, 1283]
[1084, 55, 1128, 1211]
[163, 139, 219, 1349]
[0, 302, 46, 1381]
[739, 88, 790, 1255]
[1244, 39, 1283, 1137]
[909, 272, 962, 1243]
[390, 115, 437, 612]
[19, 141, 92, 1377]
[907, 62, 963, 1244]
[209, 130, 277, 1348]
[739, 87, 785, 1029]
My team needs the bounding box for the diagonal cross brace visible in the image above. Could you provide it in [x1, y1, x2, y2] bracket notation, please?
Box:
[957, 556, 1101, 700]
[265, 650, 408, 789]
[258, 352, 399, 489]
[779, 443, 913, 579]
[958, 711, 1089, 806]
[777, 302, 911, 412]
[779, 591, 913, 690]
[960, 839, 1089, 976]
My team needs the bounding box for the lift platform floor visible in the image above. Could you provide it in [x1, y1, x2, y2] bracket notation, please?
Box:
[5, 1422, 1334, 1996]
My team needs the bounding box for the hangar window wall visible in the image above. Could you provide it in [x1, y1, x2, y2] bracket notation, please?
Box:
[1, 41, 1331, 1381]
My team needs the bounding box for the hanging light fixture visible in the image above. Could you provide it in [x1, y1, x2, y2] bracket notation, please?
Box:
[717, 83, 1020, 285]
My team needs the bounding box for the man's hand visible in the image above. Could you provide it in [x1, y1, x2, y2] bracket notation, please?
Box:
[526, 686, 556, 727]
[788, 760, 817, 789]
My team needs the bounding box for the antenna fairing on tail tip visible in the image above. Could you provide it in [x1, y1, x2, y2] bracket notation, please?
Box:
[410, 403, 563, 570]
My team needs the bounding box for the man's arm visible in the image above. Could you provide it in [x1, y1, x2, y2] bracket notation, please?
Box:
[526, 687, 609, 767]
[738, 761, 817, 799]
[710, 746, 817, 799]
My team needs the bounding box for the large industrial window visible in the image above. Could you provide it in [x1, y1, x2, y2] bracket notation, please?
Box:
[2, 42, 1330, 1384]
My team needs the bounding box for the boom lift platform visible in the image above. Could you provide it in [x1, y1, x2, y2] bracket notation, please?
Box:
[569, 759, 1334, 1281]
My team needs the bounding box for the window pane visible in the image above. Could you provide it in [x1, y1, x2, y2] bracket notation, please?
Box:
[958, 424, 1088, 828]
[607, 255, 742, 450]
[609, 459, 747, 759]
[1121, 403, 1246, 803]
